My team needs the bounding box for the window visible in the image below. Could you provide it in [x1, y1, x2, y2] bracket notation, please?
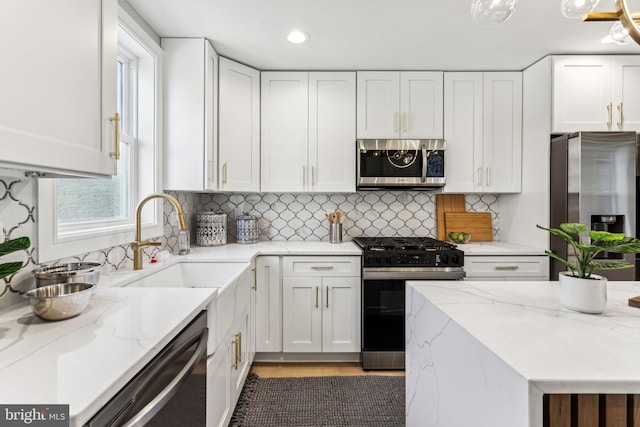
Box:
[37, 8, 163, 262]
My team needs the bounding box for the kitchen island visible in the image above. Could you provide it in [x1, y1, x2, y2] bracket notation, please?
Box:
[406, 280, 640, 427]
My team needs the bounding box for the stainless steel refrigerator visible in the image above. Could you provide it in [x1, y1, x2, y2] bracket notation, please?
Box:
[549, 132, 637, 281]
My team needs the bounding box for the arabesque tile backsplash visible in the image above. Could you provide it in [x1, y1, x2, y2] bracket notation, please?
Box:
[0, 172, 499, 307]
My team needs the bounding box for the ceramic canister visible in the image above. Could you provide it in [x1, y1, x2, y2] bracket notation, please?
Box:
[236, 214, 258, 244]
[196, 211, 227, 246]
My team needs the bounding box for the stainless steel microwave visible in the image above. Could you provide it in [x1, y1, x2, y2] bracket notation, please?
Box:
[356, 139, 446, 189]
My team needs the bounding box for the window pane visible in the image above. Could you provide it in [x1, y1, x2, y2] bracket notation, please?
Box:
[57, 142, 130, 223]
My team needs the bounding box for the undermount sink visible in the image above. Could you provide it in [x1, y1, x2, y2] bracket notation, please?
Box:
[126, 262, 251, 289]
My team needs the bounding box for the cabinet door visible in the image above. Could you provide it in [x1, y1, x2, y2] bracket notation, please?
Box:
[356, 71, 400, 138]
[219, 58, 260, 192]
[400, 72, 444, 138]
[255, 256, 282, 352]
[482, 72, 522, 193]
[230, 309, 251, 403]
[443, 73, 483, 193]
[309, 72, 356, 193]
[0, 0, 117, 177]
[282, 277, 322, 352]
[552, 56, 613, 132]
[612, 56, 640, 131]
[322, 277, 361, 353]
[163, 38, 217, 191]
[206, 342, 232, 427]
[261, 72, 309, 192]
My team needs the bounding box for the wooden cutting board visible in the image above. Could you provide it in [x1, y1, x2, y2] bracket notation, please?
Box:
[436, 194, 466, 240]
[444, 212, 493, 241]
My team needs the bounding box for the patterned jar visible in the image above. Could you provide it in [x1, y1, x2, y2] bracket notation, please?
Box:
[236, 214, 258, 244]
[196, 211, 227, 246]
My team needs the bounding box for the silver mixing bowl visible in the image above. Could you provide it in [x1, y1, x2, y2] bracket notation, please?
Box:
[33, 262, 101, 287]
[23, 282, 96, 321]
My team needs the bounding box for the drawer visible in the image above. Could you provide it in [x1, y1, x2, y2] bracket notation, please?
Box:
[282, 256, 360, 277]
[464, 255, 549, 279]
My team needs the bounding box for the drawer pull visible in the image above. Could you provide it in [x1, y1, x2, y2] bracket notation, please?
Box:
[310, 266, 335, 270]
[494, 265, 520, 270]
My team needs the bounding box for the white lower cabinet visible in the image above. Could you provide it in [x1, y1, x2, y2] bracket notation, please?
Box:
[464, 255, 549, 281]
[254, 256, 282, 352]
[206, 266, 254, 427]
[281, 256, 361, 353]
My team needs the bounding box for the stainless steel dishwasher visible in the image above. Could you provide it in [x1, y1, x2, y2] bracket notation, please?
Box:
[85, 311, 208, 427]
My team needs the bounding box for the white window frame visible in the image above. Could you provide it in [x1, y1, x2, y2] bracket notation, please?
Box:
[37, 7, 164, 262]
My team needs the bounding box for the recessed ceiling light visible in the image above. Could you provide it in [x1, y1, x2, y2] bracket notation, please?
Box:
[287, 31, 309, 44]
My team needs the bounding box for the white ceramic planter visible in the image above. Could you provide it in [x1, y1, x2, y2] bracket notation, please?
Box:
[558, 271, 607, 314]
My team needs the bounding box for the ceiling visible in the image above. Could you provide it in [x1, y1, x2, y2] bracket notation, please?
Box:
[126, 0, 640, 71]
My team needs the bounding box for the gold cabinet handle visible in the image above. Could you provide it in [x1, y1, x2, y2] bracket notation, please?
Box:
[311, 166, 315, 186]
[223, 162, 228, 184]
[231, 334, 239, 369]
[394, 112, 399, 132]
[607, 102, 613, 126]
[326, 285, 329, 308]
[237, 332, 242, 364]
[477, 167, 483, 186]
[109, 112, 120, 160]
[315, 285, 319, 308]
[495, 265, 520, 270]
[617, 102, 623, 126]
[310, 266, 334, 270]
[402, 112, 408, 132]
[251, 267, 257, 291]
[486, 167, 491, 187]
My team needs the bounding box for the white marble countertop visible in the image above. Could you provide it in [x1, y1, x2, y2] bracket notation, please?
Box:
[186, 240, 363, 261]
[455, 241, 546, 256]
[0, 287, 217, 427]
[408, 280, 640, 393]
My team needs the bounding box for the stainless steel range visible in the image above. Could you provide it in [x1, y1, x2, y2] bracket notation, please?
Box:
[353, 236, 465, 370]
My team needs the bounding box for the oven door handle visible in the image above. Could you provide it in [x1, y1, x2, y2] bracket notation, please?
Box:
[363, 269, 466, 280]
[421, 145, 428, 183]
[119, 328, 208, 427]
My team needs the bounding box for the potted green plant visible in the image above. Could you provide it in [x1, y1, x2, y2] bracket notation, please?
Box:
[537, 223, 640, 314]
[0, 237, 31, 280]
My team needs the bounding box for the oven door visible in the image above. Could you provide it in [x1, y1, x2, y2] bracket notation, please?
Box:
[357, 139, 445, 188]
[362, 277, 406, 354]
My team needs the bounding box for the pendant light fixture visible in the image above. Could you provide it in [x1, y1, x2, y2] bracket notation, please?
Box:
[470, 0, 518, 27]
[561, 0, 600, 19]
[582, 0, 640, 46]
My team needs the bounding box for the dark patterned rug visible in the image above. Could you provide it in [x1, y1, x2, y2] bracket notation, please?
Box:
[229, 373, 405, 427]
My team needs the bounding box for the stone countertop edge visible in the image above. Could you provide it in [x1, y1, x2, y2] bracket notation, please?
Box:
[408, 280, 640, 394]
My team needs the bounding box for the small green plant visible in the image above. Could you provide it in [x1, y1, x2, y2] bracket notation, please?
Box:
[0, 237, 30, 280]
[537, 223, 640, 279]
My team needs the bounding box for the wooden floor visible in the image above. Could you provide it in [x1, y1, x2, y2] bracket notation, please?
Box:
[250, 362, 405, 378]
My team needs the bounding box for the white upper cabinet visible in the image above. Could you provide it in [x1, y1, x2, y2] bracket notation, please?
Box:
[261, 72, 309, 192]
[218, 58, 261, 192]
[444, 72, 522, 194]
[261, 72, 356, 193]
[0, 0, 117, 177]
[308, 73, 357, 193]
[356, 71, 443, 139]
[553, 56, 640, 132]
[163, 38, 218, 191]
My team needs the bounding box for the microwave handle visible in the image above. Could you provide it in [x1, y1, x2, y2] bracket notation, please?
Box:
[421, 145, 428, 183]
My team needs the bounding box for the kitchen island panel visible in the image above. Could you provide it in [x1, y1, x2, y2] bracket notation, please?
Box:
[406, 284, 531, 427]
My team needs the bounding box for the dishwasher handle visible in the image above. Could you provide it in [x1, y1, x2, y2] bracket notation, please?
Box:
[120, 328, 208, 427]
